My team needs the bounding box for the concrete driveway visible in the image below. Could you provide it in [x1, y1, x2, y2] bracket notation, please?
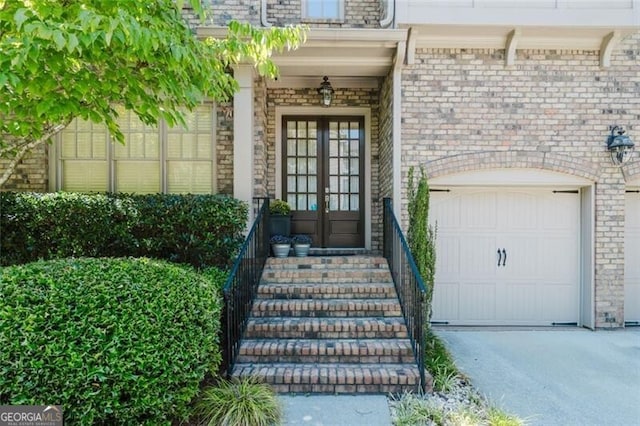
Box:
[436, 328, 640, 426]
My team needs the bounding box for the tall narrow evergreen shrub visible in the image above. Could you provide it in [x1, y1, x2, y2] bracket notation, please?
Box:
[407, 166, 436, 325]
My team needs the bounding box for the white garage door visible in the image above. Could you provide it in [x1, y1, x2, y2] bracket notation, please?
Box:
[430, 188, 580, 326]
[625, 189, 640, 324]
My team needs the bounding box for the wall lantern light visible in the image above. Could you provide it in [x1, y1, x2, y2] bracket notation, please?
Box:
[606, 126, 635, 166]
[317, 76, 334, 107]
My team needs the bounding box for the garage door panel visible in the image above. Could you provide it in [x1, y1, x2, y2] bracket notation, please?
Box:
[502, 283, 539, 321]
[541, 193, 579, 230]
[625, 191, 640, 322]
[625, 283, 640, 321]
[431, 283, 460, 321]
[459, 283, 497, 321]
[502, 236, 539, 278]
[463, 192, 498, 230]
[435, 236, 460, 278]
[540, 236, 580, 282]
[626, 193, 640, 227]
[541, 284, 578, 322]
[460, 236, 498, 279]
[431, 194, 461, 230]
[504, 192, 538, 231]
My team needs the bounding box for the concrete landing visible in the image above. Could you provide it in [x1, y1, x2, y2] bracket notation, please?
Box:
[281, 394, 392, 426]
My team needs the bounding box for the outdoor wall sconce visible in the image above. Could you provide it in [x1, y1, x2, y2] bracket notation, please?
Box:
[317, 76, 334, 107]
[606, 126, 635, 166]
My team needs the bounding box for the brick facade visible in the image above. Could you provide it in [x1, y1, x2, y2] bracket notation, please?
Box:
[254, 77, 269, 198]
[216, 104, 235, 195]
[184, 0, 382, 28]
[183, 1, 260, 27]
[0, 144, 48, 192]
[265, 0, 382, 28]
[2, 1, 638, 328]
[400, 33, 640, 327]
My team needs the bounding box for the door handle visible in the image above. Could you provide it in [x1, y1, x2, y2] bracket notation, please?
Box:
[502, 249, 507, 267]
[497, 249, 502, 267]
[324, 194, 330, 213]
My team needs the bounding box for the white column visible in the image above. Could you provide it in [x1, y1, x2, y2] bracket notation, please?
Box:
[233, 65, 255, 229]
[393, 42, 405, 222]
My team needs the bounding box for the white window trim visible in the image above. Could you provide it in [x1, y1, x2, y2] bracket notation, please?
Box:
[301, 0, 345, 21]
[49, 104, 217, 194]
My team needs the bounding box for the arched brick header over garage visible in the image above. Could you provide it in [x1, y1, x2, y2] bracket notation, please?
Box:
[423, 151, 600, 183]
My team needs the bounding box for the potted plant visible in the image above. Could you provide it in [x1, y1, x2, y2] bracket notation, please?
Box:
[269, 199, 292, 238]
[270, 235, 291, 258]
[292, 234, 312, 257]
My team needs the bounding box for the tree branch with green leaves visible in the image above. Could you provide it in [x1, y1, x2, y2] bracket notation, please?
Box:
[0, 0, 306, 187]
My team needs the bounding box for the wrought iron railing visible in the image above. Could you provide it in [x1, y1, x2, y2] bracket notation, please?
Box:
[382, 197, 427, 392]
[220, 197, 270, 376]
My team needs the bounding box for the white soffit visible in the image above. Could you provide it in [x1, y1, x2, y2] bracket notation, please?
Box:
[429, 168, 593, 187]
[271, 29, 405, 77]
[197, 27, 407, 78]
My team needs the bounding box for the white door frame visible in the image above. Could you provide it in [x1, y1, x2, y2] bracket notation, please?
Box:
[429, 168, 595, 327]
[275, 106, 372, 250]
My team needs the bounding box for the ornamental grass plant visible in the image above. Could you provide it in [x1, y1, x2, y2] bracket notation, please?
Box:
[196, 377, 282, 426]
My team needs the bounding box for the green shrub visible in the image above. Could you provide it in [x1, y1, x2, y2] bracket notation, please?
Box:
[196, 377, 282, 426]
[0, 192, 247, 268]
[201, 266, 230, 292]
[407, 166, 436, 324]
[0, 257, 224, 424]
[0, 192, 137, 264]
[130, 193, 246, 268]
[269, 199, 291, 215]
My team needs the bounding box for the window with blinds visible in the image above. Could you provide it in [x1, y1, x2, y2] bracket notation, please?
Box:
[60, 118, 109, 192]
[303, 0, 343, 20]
[166, 106, 215, 194]
[114, 106, 161, 194]
[56, 104, 216, 194]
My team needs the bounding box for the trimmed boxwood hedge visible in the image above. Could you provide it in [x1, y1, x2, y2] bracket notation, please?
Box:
[0, 257, 225, 424]
[0, 192, 247, 267]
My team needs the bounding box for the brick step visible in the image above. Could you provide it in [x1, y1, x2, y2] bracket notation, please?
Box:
[266, 256, 388, 270]
[237, 338, 415, 363]
[244, 317, 409, 339]
[257, 282, 397, 299]
[261, 268, 393, 284]
[231, 362, 421, 394]
[251, 299, 402, 317]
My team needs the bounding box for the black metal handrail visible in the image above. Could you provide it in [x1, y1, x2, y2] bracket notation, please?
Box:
[382, 197, 427, 392]
[220, 197, 270, 377]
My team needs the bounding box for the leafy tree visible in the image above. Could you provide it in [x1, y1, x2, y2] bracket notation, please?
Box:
[0, 0, 305, 186]
[407, 166, 436, 326]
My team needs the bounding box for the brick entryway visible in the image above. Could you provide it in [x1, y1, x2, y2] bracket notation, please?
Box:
[231, 255, 424, 393]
